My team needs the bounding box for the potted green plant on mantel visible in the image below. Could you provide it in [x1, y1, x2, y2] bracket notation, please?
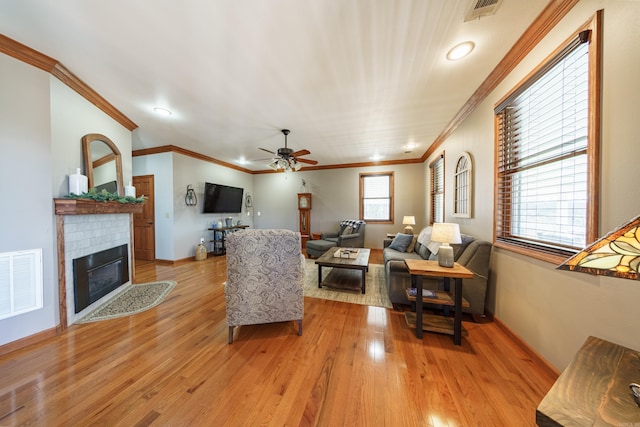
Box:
[55, 189, 146, 215]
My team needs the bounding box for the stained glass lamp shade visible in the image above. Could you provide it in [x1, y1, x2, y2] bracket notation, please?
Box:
[557, 214, 640, 280]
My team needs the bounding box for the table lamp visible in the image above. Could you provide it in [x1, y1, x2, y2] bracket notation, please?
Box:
[403, 216, 416, 234]
[431, 222, 462, 267]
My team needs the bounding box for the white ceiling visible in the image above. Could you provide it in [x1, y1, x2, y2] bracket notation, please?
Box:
[0, 0, 548, 171]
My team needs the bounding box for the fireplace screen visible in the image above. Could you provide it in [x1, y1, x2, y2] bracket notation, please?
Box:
[73, 244, 129, 313]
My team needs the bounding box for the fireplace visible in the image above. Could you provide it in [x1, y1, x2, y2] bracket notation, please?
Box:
[73, 244, 129, 313]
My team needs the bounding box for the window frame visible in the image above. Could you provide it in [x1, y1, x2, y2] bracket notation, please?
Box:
[493, 13, 601, 264]
[429, 153, 444, 225]
[359, 171, 394, 224]
[453, 151, 473, 219]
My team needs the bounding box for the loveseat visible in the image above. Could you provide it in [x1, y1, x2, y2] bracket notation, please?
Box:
[306, 220, 366, 258]
[383, 226, 492, 319]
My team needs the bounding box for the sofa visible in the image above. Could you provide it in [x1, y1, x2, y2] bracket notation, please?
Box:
[306, 220, 366, 258]
[383, 226, 492, 319]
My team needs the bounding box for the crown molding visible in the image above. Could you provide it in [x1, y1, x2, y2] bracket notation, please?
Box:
[2, 0, 580, 170]
[0, 34, 137, 131]
[422, 0, 580, 161]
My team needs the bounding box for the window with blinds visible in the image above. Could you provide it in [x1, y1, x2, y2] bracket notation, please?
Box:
[430, 154, 444, 224]
[360, 172, 394, 223]
[494, 23, 600, 262]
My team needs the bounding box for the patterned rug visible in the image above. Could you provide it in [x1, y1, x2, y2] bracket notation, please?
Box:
[76, 281, 176, 323]
[303, 259, 392, 308]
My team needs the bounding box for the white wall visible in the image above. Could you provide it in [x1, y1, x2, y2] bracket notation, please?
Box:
[50, 78, 132, 197]
[0, 52, 132, 346]
[431, 0, 640, 369]
[252, 163, 425, 248]
[172, 153, 253, 259]
[0, 53, 57, 346]
[132, 150, 254, 261]
[132, 151, 175, 260]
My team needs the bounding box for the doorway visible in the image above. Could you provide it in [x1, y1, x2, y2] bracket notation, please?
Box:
[133, 175, 155, 261]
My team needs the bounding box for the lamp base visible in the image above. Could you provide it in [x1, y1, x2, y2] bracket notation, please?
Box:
[437, 245, 454, 268]
[403, 226, 414, 235]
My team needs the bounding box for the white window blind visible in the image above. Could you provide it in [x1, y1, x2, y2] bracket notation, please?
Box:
[495, 31, 591, 255]
[430, 154, 444, 224]
[361, 173, 393, 222]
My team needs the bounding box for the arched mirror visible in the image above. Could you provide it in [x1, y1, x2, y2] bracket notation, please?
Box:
[82, 133, 124, 196]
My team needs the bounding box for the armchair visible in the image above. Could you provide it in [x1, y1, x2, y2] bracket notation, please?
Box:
[306, 220, 366, 258]
[225, 229, 305, 344]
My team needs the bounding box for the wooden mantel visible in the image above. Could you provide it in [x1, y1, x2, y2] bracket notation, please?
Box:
[54, 198, 144, 215]
[54, 198, 143, 330]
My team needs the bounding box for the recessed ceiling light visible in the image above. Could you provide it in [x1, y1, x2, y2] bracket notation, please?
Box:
[370, 154, 383, 161]
[446, 41, 475, 61]
[153, 107, 172, 116]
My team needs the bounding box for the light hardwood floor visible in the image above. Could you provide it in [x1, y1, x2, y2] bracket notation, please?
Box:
[0, 252, 557, 426]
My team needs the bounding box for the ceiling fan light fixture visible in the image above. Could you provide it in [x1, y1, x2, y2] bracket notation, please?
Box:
[260, 128, 317, 172]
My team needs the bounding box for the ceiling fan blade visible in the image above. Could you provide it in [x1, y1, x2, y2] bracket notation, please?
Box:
[296, 157, 318, 165]
[290, 149, 310, 157]
[258, 147, 275, 154]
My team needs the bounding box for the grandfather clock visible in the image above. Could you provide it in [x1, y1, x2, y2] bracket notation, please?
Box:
[297, 193, 311, 248]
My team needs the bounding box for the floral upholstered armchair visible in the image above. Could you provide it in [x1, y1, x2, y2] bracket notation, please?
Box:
[225, 229, 305, 344]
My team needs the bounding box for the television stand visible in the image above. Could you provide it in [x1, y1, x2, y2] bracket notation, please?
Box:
[208, 225, 250, 256]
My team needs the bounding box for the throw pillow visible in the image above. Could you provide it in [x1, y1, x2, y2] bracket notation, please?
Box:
[406, 235, 418, 253]
[342, 225, 354, 235]
[388, 233, 414, 252]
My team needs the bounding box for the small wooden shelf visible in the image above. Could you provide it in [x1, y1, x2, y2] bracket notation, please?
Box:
[405, 289, 470, 307]
[404, 312, 468, 337]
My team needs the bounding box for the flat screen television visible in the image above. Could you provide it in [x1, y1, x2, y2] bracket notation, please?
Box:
[203, 182, 244, 214]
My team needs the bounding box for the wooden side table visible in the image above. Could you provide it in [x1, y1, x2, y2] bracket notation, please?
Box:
[404, 259, 473, 345]
[536, 336, 640, 426]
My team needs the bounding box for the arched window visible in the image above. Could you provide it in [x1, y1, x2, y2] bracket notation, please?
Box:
[453, 152, 472, 218]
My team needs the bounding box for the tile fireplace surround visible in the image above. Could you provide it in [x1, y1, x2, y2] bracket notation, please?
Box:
[54, 199, 143, 328]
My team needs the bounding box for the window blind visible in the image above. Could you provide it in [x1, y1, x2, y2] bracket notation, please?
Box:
[495, 31, 590, 254]
[361, 173, 392, 222]
[430, 155, 444, 224]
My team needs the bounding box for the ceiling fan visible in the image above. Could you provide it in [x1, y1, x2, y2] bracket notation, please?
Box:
[258, 129, 318, 171]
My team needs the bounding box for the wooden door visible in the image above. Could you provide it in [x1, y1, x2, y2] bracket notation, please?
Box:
[133, 175, 155, 261]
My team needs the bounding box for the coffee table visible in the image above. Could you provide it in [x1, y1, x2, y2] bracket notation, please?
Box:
[315, 247, 370, 294]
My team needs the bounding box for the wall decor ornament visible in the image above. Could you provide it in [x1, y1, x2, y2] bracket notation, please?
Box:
[185, 185, 197, 206]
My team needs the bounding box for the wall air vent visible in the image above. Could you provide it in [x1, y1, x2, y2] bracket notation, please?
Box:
[464, 0, 503, 22]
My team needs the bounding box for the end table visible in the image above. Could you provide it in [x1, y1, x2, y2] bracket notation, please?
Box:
[404, 259, 473, 345]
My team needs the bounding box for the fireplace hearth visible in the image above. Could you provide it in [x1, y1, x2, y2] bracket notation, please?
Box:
[73, 244, 129, 313]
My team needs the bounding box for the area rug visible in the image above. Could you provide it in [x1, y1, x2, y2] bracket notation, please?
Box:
[303, 259, 392, 308]
[76, 281, 176, 323]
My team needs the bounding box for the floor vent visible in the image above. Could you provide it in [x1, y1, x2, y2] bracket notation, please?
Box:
[0, 249, 43, 320]
[465, 0, 503, 22]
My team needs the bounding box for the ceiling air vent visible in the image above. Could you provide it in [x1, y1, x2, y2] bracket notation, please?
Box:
[464, 0, 503, 22]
